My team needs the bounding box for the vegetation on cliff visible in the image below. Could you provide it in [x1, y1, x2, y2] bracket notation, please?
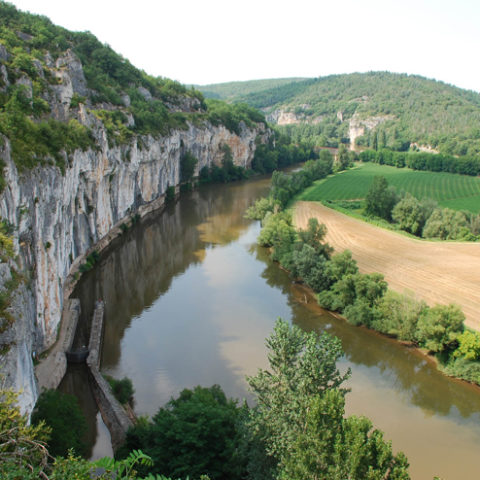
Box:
[0, 1, 267, 180]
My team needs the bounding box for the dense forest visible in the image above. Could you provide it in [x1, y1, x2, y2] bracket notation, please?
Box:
[196, 78, 307, 101]
[198, 73, 480, 156]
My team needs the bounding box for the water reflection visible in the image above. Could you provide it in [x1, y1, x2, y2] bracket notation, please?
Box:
[69, 175, 480, 480]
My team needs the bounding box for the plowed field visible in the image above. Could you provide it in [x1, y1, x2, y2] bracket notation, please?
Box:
[294, 201, 480, 330]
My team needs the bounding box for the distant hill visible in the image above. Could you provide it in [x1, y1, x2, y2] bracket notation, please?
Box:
[196, 78, 308, 101]
[198, 73, 480, 157]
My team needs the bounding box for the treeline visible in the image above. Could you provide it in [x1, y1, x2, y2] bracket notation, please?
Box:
[363, 176, 480, 241]
[246, 150, 334, 217]
[249, 161, 480, 388]
[251, 131, 320, 174]
[359, 148, 480, 177]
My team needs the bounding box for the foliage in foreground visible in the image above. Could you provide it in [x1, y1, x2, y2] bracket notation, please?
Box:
[119, 320, 410, 480]
[245, 321, 409, 480]
[0, 388, 174, 479]
[118, 384, 244, 479]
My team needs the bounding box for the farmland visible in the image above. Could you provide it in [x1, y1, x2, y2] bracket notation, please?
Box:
[297, 163, 480, 213]
[293, 201, 480, 330]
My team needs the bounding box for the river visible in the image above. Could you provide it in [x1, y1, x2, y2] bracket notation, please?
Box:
[61, 174, 480, 480]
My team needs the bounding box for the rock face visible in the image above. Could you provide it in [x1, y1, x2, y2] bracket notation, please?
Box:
[266, 109, 302, 125]
[348, 113, 394, 150]
[0, 97, 267, 414]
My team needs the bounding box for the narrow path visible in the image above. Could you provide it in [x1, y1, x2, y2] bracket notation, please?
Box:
[293, 201, 480, 330]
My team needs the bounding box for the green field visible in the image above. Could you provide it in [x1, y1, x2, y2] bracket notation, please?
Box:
[298, 163, 480, 213]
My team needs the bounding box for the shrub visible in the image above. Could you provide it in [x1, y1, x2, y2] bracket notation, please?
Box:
[441, 357, 480, 384]
[165, 185, 175, 203]
[104, 376, 134, 405]
[373, 291, 427, 341]
[31, 389, 87, 457]
[416, 304, 465, 353]
[180, 151, 198, 183]
[118, 385, 245, 479]
[454, 330, 480, 361]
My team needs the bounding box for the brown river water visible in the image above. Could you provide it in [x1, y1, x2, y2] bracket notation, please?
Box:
[60, 175, 480, 480]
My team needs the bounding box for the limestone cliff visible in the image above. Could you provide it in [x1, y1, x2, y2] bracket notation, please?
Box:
[348, 113, 395, 150]
[0, 44, 268, 413]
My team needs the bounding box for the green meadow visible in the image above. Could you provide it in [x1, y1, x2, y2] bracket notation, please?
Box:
[298, 163, 480, 213]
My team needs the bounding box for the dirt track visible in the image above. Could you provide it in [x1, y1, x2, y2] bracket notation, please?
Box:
[293, 202, 480, 331]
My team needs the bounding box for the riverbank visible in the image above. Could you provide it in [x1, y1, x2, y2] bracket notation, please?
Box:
[293, 201, 480, 331]
[67, 172, 480, 479]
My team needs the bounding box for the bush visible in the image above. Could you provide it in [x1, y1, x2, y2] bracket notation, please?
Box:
[422, 208, 469, 240]
[118, 385, 245, 479]
[416, 304, 465, 353]
[373, 291, 427, 341]
[454, 330, 480, 361]
[180, 151, 198, 183]
[165, 185, 175, 203]
[31, 389, 87, 457]
[441, 357, 480, 384]
[104, 376, 134, 405]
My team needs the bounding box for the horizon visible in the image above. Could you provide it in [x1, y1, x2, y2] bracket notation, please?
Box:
[194, 71, 479, 93]
[5, 0, 480, 93]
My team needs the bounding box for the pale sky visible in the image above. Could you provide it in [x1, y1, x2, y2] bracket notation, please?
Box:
[7, 0, 480, 92]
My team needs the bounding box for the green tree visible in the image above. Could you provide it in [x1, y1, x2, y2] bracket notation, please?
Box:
[365, 176, 398, 221]
[335, 144, 350, 172]
[245, 320, 410, 480]
[282, 391, 410, 480]
[422, 208, 469, 240]
[290, 243, 330, 291]
[119, 385, 245, 480]
[416, 304, 465, 353]
[324, 250, 359, 283]
[454, 330, 480, 361]
[31, 389, 87, 458]
[296, 217, 333, 258]
[391, 193, 425, 235]
[373, 291, 427, 341]
[180, 151, 198, 183]
[245, 197, 276, 221]
[257, 212, 296, 262]
[318, 272, 387, 318]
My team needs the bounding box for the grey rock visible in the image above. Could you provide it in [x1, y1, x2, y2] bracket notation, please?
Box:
[137, 86, 152, 102]
[0, 44, 9, 62]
